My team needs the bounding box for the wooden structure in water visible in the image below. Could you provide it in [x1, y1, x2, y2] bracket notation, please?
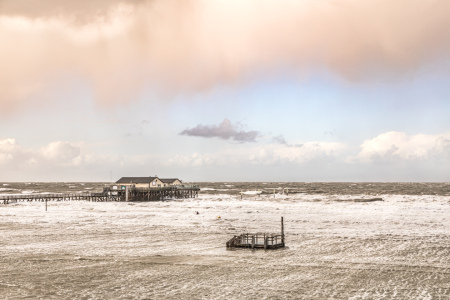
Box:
[226, 217, 285, 250]
[0, 185, 199, 204]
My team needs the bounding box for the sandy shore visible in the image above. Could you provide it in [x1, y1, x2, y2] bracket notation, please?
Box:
[1, 193, 450, 299]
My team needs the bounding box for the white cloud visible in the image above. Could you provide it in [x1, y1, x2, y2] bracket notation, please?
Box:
[41, 141, 81, 165]
[0, 139, 16, 164]
[0, 138, 31, 165]
[351, 131, 450, 164]
[165, 141, 346, 167]
[0, 138, 84, 169]
[271, 142, 346, 164]
[2, 134, 448, 181]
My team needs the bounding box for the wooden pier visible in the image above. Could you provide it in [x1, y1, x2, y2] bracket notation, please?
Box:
[226, 217, 285, 249]
[0, 185, 199, 205]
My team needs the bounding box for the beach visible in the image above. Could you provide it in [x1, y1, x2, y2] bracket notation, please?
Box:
[1, 182, 450, 299]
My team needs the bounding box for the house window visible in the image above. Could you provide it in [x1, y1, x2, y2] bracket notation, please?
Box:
[152, 182, 156, 186]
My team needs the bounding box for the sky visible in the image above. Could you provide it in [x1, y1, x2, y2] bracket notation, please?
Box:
[1, 0, 450, 182]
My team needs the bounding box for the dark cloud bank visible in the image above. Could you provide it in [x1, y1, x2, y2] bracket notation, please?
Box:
[180, 119, 260, 143]
[3, 0, 450, 114]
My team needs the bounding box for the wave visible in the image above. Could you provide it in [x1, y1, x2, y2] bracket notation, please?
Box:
[22, 190, 37, 194]
[242, 191, 262, 195]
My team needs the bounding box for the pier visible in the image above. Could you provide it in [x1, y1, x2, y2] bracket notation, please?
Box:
[0, 185, 199, 204]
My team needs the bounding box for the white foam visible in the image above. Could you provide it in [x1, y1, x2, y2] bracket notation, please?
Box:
[242, 190, 262, 195]
[21, 190, 36, 194]
[2, 188, 449, 299]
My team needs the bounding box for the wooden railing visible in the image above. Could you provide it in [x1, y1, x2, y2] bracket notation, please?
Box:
[226, 233, 285, 249]
[0, 185, 200, 204]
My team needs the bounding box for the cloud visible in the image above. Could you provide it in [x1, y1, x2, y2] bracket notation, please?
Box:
[166, 141, 346, 167]
[2, 0, 450, 114]
[0, 138, 84, 169]
[0, 138, 126, 180]
[2, 134, 449, 181]
[273, 135, 303, 148]
[41, 141, 82, 165]
[268, 142, 346, 164]
[180, 119, 260, 143]
[125, 119, 151, 137]
[0, 0, 144, 23]
[351, 131, 450, 164]
[0, 138, 26, 165]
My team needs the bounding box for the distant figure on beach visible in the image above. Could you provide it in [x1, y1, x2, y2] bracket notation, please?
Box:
[217, 216, 221, 219]
[196, 211, 199, 215]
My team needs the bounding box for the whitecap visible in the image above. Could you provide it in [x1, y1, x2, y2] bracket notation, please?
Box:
[242, 191, 262, 195]
[22, 190, 36, 194]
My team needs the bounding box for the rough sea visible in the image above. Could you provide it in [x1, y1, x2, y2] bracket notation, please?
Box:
[1, 182, 450, 299]
[1, 181, 450, 196]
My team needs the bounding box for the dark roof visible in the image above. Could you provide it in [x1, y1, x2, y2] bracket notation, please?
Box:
[115, 177, 158, 184]
[160, 178, 181, 183]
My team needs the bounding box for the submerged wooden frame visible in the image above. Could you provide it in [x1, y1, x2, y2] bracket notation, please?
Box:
[226, 217, 285, 249]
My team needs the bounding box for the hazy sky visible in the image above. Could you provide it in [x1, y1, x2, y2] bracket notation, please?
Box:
[1, 0, 450, 182]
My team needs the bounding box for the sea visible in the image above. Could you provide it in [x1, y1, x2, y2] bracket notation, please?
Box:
[1, 181, 450, 196]
[1, 182, 450, 299]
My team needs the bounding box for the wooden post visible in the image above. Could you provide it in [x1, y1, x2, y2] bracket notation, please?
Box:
[45, 198, 47, 211]
[264, 234, 267, 249]
[281, 216, 285, 246]
[251, 235, 255, 249]
[126, 186, 129, 202]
